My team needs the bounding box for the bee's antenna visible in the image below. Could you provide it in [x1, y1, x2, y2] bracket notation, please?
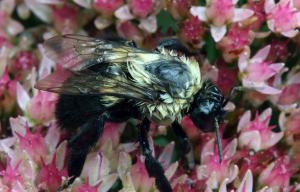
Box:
[214, 117, 222, 163]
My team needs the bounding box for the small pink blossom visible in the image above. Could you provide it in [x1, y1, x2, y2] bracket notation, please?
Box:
[114, 2, 158, 34]
[0, 160, 23, 186]
[13, 51, 37, 71]
[52, 3, 79, 34]
[180, 16, 204, 45]
[70, 153, 118, 192]
[16, 82, 57, 125]
[265, 0, 300, 37]
[258, 156, 296, 191]
[237, 108, 283, 151]
[94, 0, 124, 16]
[197, 139, 239, 190]
[238, 45, 285, 94]
[191, 0, 254, 42]
[14, 124, 47, 162]
[129, 0, 154, 18]
[38, 141, 68, 192]
[218, 24, 254, 62]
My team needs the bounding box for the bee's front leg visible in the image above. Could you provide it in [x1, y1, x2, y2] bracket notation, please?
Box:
[172, 121, 195, 169]
[139, 118, 172, 192]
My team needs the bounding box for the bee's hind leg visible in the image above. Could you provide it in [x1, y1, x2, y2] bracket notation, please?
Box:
[67, 114, 107, 181]
[172, 121, 195, 169]
[139, 118, 172, 192]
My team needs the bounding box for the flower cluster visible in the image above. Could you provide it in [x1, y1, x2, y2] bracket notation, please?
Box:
[0, 0, 300, 191]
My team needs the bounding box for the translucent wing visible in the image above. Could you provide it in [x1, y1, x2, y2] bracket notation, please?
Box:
[35, 69, 159, 102]
[44, 34, 150, 71]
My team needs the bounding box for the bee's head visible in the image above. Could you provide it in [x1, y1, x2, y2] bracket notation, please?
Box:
[188, 81, 226, 132]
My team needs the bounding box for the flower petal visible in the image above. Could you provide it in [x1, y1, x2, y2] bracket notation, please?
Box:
[256, 84, 282, 95]
[219, 178, 230, 192]
[73, 0, 91, 8]
[210, 25, 227, 42]
[24, 0, 52, 23]
[98, 173, 118, 192]
[190, 6, 208, 22]
[264, 0, 276, 13]
[282, 29, 299, 38]
[115, 5, 135, 21]
[252, 45, 271, 63]
[138, 15, 157, 33]
[158, 141, 175, 169]
[223, 139, 237, 160]
[238, 51, 250, 72]
[237, 170, 253, 192]
[45, 124, 60, 153]
[237, 110, 251, 132]
[81, 153, 100, 185]
[261, 132, 283, 150]
[259, 108, 272, 122]
[201, 139, 215, 163]
[258, 162, 275, 184]
[165, 162, 178, 180]
[117, 152, 132, 180]
[267, 20, 275, 31]
[239, 131, 261, 151]
[233, 8, 254, 22]
[55, 140, 67, 171]
[16, 82, 30, 111]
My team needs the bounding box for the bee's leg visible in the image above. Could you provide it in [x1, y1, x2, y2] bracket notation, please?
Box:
[68, 114, 106, 180]
[172, 121, 195, 169]
[139, 118, 172, 192]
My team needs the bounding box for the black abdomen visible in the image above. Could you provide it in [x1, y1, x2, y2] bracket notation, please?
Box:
[55, 94, 106, 130]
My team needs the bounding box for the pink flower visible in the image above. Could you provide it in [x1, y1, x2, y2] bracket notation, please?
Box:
[237, 108, 283, 151]
[258, 156, 296, 191]
[191, 0, 254, 42]
[219, 169, 253, 192]
[114, 2, 158, 34]
[129, 0, 154, 18]
[16, 82, 57, 125]
[265, 0, 300, 37]
[52, 3, 79, 34]
[0, 160, 23, 186]
[70, 153, 118, 192]
[38, 141, 68, 192]
[180, 16, 204, 45]
[13, 51, 37, 71]
[94, 0, 124, 16]
[197, 139, 239, 190]
[218, 24, 254, 62]
[14, 123, 47, 162]
[238, 45, 285, 94]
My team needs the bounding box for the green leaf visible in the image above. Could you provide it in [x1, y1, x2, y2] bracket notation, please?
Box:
[204, 33, 219, 64]
[157, 10, 178, 34]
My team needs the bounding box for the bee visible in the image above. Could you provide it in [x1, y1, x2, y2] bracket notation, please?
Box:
[35, 35, 227, 192]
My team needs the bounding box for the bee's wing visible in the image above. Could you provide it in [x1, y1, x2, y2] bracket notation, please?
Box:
[35, 69, 158, 102]
[44, 34, 148, 71]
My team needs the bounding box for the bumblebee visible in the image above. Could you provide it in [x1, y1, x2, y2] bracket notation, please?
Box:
[35, 35, 226, 192]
